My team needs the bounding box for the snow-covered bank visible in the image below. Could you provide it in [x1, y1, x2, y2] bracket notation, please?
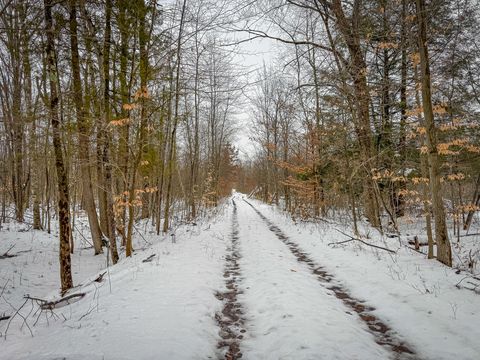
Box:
[0, 206, 231, 359]
[246, 197, 480, 360]
[0, 220, 106, 325]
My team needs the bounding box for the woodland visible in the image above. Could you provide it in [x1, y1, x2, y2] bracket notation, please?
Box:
[0, 0, 480, 359]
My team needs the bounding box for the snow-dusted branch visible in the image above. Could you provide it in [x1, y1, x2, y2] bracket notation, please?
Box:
[328, 228, 397, 254]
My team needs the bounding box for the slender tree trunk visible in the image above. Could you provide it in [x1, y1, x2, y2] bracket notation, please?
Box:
[8, 5, 25, 223]
[156, 85, 170, 235]
[416, 0, 452, 266]
[163, 0, 187, 233]
[103, 0, 119, 264]
[69, 0, 103, 255]
[20, 8, 41, 230]
[464, 173, 480, 232]
[44, 0, 73, 292]
[414, 63, 435, 258]
[421, 155, 435, 259]
[189, 30, 201, 220]
[126, 0, 149, 257]
[118, 0, 130, 237]
[397, 0, 408, 218]
[330, 0, 381, 229]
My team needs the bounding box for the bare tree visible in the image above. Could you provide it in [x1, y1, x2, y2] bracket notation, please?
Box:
[415, 0, 452, 266]
[69, 0, 104, 255]
[43, 0, 73, 292]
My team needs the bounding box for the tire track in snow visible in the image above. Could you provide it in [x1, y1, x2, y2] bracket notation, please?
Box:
[215, 200, 246, 359]
[244, 199, 418, 360]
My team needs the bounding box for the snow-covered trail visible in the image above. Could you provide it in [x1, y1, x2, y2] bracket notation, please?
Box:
[215, 200, 246, 359]
[233, 195, 403, 359]
[2, 195, 479, 359]
[242, 197, 480, 360]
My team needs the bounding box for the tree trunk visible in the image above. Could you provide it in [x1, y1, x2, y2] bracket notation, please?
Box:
[330, 0, 381, 229]
[20, 6, 41, 230]
[126, 0, 149, 256]
[464, 173, 480, 232]
[397, 0, 408, 218]
[416, 0, 452, 266]
[69, 0, 103, 255]
[103, 0, 119, 264]
[414, 62, 435, 259]
[44, 0, 73, 292]
[163, 0, 187, 233]
[117, 0, 130, 237]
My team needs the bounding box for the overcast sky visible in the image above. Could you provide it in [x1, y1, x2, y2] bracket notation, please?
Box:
[160, 0, 278, 161]
[231, 35, 276, 161]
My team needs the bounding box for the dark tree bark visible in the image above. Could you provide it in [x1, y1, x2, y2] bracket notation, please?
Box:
[103, 0, 119, 264]
[416, 0, 452, 266]
[396, 0, 408, 218]
[464, 173, 480, 232]
[117, 0, 131, 241]
[329, 0, 381, 229]
[43, 0, 73, 292]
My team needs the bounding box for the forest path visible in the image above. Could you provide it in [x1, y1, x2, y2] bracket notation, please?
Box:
[2, 196, 478, 360]
[215, 200, 246, 359]
[230, 195, 418, 360]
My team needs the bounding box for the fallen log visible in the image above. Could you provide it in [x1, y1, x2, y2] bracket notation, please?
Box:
[24, 293, 86, 310]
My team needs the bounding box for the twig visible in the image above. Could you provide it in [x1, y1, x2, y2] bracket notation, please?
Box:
[3, 298, 33, 339]
[94, 272, 106, 283]
[78, 281, 102, 321]
[0, 244, 17, 259]
[142, 254, 156, 263]
[24, 293, 86, 310]
[3, 244, 15, 255]
[459, 232, 480, 238]
[455, 273, 480, 288]
[406, 245, 427, 255]
[23, 295, 48, 304]
[133, 223, 152, 246]
[329, 228, 396, 254]
[0, 279, 9, 298]
[73, 223, 93, 248]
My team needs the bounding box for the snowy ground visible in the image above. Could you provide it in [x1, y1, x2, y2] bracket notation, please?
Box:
[1, 195, 479, 359]
[242, 197, 480, 360]
[0, 207, 230, 360]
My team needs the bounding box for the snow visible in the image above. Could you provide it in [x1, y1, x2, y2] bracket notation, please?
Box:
[0, 220, 106, 322]
[246, 197, 480, 360]
[235, 199, 390, 359]
[1, 195, 479, 359]
[1, 208, 230, 359]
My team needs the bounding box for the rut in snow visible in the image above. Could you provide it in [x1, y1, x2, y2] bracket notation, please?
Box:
[215, 200, 246, 359]
[244, 200, 418, 360]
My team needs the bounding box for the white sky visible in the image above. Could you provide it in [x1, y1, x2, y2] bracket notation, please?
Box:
[231, 36, 276, 161]
[161, 0, 278, 161]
